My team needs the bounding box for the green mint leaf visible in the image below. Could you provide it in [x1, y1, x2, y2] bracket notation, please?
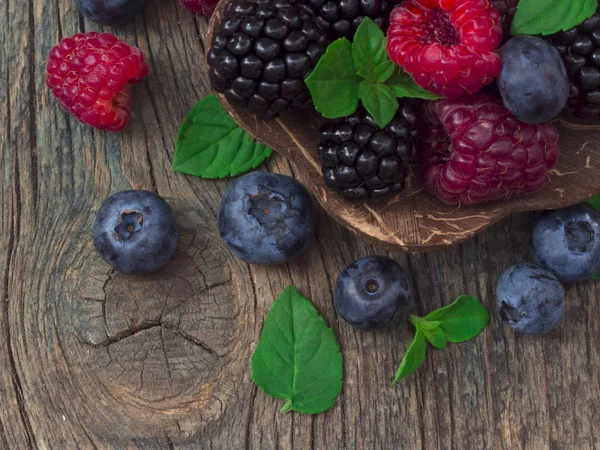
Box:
[422, 327, 447, 349]
[352, 17, 391, 83]
[386, 70, 443, 100]
[251, 286, 343, 415]
[409, 315, 442, 331]
[173, 95, 272, 178]
[588, 194, 600, 211]
[511, 0, 597, 36]
[358, 82, 398, 128]
[305, 39, 361, 119]
[594, 274, 600, 280]
[372, 60, 395, 84]
[424, 295, 490, 343]
[391, 328, 427, 386]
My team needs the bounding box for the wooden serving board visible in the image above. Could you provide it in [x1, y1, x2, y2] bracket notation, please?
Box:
[208, 2, 600, 252]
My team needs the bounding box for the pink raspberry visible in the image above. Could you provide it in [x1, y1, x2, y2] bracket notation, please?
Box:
[178, 0, 220, 15]
[419, 94, 560, 205]
[387, 0, 503, 98]
[46, 32, 149, 132]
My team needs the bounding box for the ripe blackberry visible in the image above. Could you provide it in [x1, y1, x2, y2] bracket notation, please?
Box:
[549, 12, 600, 119]
[308, 0, 402, 40]
[207, 0, 329, 120]
[491, 0, 518, 39]
[318, 103, 419, 201]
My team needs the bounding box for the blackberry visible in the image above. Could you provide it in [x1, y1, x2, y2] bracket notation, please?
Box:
[491, 0, 518, 39]
[549, 11, 600, 119]
[207, 0, 329, 120]
[308, 0, 402, 40]
[318, 103, 419, 201]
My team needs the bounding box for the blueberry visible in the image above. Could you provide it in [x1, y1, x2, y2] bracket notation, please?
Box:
[334, 256, 411, 330]
[93, 190, 178, 274]
[531, 203, 600, 283]
[218, 172, 317, 265]
[75, 0, 147, 26]
[496, 263, 565, 335]
[498, 36, 570, 124]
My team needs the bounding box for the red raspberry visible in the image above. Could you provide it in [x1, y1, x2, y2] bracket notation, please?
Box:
[178, 0, 220, 15]
[387, 0, 503, 98]
[419, 94, 560, 205]
[46, 32, 149, 132]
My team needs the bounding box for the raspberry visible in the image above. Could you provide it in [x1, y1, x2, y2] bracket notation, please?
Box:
[387, 0, 503, 99]
[308, 0, 404, 40]
[318, 103, 419, 201]
[207, 0, 329, 120]
[46, 32, 149, 132]
[548, 12, 600, 119]
[491, 0, 518, 38]
[178, 0, 220, 15]
[419, 94, 560, 205]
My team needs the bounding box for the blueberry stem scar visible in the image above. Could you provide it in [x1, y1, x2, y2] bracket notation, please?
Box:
[500, 301, 515, 322]
[114, 211, 144, 241]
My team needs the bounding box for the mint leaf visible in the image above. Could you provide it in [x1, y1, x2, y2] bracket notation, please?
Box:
[352, 18, 392, 83]
[305, 39, 361, 119]
[387, 71, 443, 100]
[594, 274, 600, 280]
[410, 316, 442, 331]
[359, 82, 398, 128]
[393, 296, 489, 385]
[251, 286, 343, 415]
[422, 327, 447, 349]
[511, 0, 596, 36]
[410, 316, 447, 348]
[391, 328, 427, 386]
[373, 60, 395, 84]
[173, 95, 272, 178]
[425, 295, 490, 343]
[588, 194, 600, 211]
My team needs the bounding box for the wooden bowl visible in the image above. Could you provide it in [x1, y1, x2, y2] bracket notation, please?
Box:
[207, 2, 600, 252]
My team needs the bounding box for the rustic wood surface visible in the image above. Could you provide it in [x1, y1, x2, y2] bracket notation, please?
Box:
[210, 0, 600, 252]
[2, 0, 600, 449]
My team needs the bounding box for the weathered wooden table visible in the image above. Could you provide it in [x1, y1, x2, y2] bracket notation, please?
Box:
[2, 1, 599, 448]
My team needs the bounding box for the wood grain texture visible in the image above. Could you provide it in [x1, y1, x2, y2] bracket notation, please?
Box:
[208, 0, 600, 252]
[2, 0, 600, 449]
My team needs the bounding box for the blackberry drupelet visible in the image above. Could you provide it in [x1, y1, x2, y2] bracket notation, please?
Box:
[318, 103, 419, 201]
[207, 0, 329, 120]
[308, 0, 402, 40]
[491, 0, 518, 39]
[549, 12, 600, 119]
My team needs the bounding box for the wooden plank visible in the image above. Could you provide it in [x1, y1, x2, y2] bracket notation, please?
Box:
[0, 0, 599, 448]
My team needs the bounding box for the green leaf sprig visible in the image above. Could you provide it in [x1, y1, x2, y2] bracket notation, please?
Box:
[392, 296, 490, 385]
[511, 0, 597, 36]
[172, 94, 272, 178]
[251, 286, 343, 415]
[305, 18, 441, 128]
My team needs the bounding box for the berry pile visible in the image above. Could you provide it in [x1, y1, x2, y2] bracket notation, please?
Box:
[41, 0, 600, 396]
[549, 12, 600, 119]
[318, 104, 418, 200]
[207, 0, 329, 120]
[45, 0, 599, 210]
